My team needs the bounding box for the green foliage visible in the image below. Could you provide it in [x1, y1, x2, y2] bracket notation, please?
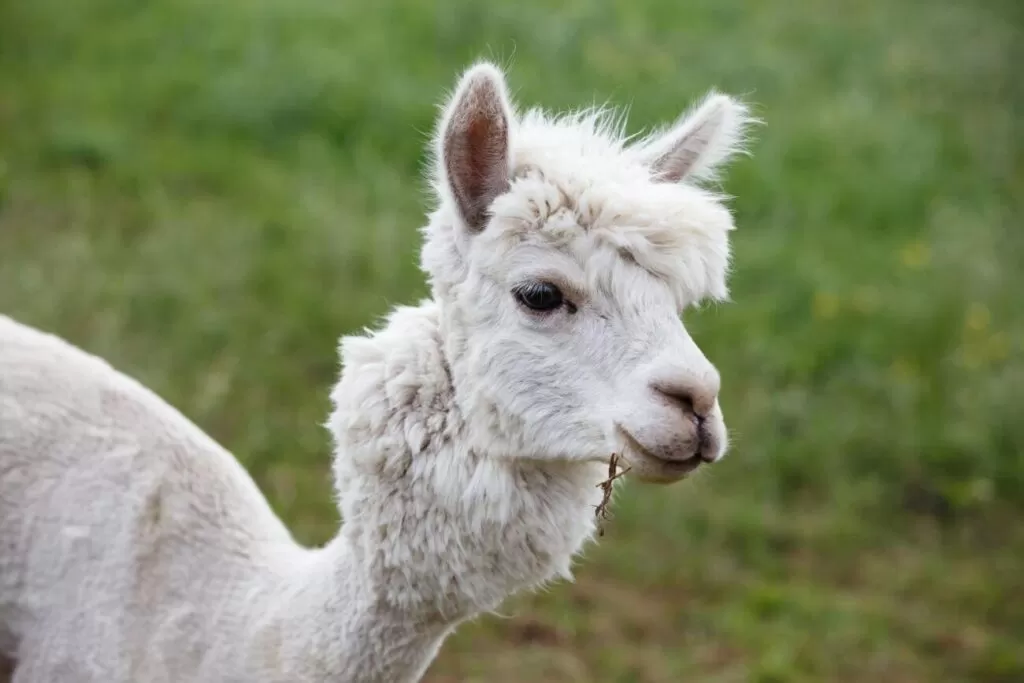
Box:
[1, 0, 1021, 680]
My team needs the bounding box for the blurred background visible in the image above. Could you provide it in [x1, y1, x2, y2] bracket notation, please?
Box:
[0, 0, 1020, 680]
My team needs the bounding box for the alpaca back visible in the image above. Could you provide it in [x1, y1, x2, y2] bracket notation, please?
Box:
[0, 315, 299, 680]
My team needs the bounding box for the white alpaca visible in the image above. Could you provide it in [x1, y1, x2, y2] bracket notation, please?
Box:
[0, 62, 754, 682]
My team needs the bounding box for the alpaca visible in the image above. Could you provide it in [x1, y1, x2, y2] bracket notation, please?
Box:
[0, 61, 754, 682]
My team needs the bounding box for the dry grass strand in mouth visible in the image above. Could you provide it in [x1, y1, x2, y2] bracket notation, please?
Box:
[594, 453, 630, 536]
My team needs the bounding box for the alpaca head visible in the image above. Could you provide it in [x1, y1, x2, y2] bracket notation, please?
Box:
[420, 62, 755, 483]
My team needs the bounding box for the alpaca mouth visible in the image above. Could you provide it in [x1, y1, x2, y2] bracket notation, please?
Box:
[617, 428, 704, 477]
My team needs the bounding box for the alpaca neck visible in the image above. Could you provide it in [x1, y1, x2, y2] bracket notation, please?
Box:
[238, 534, 454, 683]
[278, 300, 606, 682]
[244, 447, 604, 683]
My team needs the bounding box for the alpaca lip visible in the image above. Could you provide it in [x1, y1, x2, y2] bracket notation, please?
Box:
[697, 426, 715, 462]
[618, 428, 703, 474]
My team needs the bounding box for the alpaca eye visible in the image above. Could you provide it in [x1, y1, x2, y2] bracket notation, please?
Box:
[514, 282, 565, 312]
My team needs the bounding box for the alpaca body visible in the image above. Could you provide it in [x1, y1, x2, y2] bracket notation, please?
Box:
[0, 307, 605, 682]
[0, 61, 755, 681]
[0, 313, 303, 681]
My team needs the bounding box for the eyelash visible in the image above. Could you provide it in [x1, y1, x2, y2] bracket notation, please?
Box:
[512, 281, 578, 314]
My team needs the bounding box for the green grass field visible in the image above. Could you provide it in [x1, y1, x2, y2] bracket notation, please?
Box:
[1, 0, 1021, 680]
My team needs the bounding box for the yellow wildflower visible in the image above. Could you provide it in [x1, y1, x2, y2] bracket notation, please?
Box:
[813, 291, 840, 319]
[986, 331, 1011, 362]
[900, 242, 931, 269]
[965, 303, 990, 332]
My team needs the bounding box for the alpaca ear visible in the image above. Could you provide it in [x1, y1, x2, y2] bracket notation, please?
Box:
[637, 92, 754, 183]
[437, 62, 514, 232]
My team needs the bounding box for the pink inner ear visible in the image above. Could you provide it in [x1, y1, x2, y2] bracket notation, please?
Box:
[444, 86, 510, 232]
[648, 116, 717, 183]
[651, 144, 701, 183]
[466, 115, 506, 214]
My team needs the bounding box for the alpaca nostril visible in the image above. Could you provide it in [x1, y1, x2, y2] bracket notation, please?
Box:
[650, 377, 717, 420]
[654, 385, 697, 418]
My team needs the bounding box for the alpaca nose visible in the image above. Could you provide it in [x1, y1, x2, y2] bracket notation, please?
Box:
[650, 372, 720, 421]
